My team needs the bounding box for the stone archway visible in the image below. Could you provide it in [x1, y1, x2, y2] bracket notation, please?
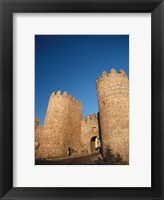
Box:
[90, 136, 97, 153]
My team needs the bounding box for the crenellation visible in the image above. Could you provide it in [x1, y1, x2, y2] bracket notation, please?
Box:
[56, 90, 61, 95]
[63, 91, 68, 96]
[50, 91, 82, 108]
[102, 71, 107, 77]
[91, 113, 97, 120]
[82, 113, 98, 122]
[119, 69, 127, 78]
[35, 117, 40, 122]
[110, 68, 117, 74]
[87, 115, 91, 120]
[51, 91, 55, 96]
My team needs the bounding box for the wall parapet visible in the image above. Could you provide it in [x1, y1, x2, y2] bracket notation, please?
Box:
[96, 68, 128, 84]
[37, 125, 43, 130]
[50, 90, 82, 107]
[82, 113, 97, 122]
[35, 117, 40, 122]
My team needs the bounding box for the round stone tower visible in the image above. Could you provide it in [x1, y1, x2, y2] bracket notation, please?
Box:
[96, 68, 129, 163]
[37, 90, 82, 159]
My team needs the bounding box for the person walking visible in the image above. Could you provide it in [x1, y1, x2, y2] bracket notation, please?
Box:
[67, 146, 71, 156]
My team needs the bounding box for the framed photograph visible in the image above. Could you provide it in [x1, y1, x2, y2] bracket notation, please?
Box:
[0, 0, 164, 199]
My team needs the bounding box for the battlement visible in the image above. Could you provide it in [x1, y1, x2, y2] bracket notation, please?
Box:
[96, 68, 128, 84]
[37, 125, 43, 130]
[35, 117, 40, 122]
[50, 90, 82, 107]
[82, 113, 97, 122]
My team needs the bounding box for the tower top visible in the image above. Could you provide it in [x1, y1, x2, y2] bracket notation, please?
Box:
[50, 90, 82, 107]
[96, 68, 128, 84]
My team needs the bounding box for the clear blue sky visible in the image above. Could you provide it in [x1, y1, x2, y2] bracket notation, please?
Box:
[35, 35, 129, 125]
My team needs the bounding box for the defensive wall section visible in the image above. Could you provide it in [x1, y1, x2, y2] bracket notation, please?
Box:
[81, 114, 99, 154]
[96, 68, 129, 163]
[35, 117, 40, 132]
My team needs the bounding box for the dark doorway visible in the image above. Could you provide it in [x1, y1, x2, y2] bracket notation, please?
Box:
[90, 136, 97, 153]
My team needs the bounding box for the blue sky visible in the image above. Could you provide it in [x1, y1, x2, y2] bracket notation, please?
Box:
[35, 35, 129, 125]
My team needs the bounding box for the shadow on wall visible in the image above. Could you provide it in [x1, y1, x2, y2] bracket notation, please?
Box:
[90, 136, 97, 153]
[97, 112, 103, 155]
[97, 112, 128, 165]
[103, 144, 128, 165]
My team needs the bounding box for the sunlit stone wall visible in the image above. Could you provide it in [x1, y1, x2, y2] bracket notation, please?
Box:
[96, 68, 129, 163]
[36, 90, 82, 159]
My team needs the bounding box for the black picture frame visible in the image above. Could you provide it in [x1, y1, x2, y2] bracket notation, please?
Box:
[0, 0, 164, 199]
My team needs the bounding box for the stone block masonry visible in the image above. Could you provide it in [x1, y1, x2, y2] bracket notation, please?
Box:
[35, 119, 43, 156]
[81, 114, 99, 154]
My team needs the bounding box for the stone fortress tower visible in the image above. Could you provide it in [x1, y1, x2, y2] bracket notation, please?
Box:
[96, 68, 129, 163]
[36, 90, 82, 158]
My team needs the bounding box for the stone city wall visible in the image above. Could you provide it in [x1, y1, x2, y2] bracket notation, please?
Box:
[96, 68, 129, 163]
[81, 114, 99, 154]
[35, 125, 43, 152]
[36, 90, 82, 159]
[35, 117, 40, 132]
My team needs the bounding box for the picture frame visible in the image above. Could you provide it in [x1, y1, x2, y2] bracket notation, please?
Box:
[0, 0, 164, 199]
